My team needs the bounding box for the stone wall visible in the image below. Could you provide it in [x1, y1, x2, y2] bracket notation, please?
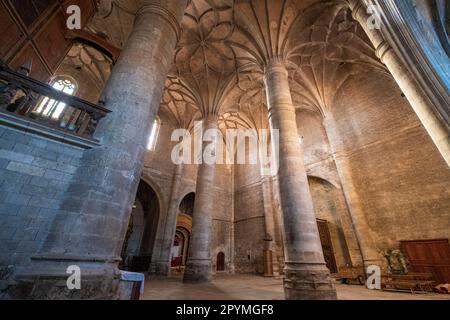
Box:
[330, 71, 450, 262]
[0, 127, 83, 267]
[233, 160, 265, 274]
[211, 164, 233, 273]
[308, 177, 353, 268]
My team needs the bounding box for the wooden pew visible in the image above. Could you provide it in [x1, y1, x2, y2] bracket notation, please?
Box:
[381, 273, 436, 293]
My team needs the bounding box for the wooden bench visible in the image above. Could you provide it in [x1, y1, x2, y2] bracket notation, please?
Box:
[336, 266, 365, 285]
[381, 273, 436, 293]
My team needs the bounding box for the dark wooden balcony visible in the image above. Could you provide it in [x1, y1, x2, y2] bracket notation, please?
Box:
[0, 62, 110, 148]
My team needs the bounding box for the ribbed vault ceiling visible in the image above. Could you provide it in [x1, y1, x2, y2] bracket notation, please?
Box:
[91, 1, 388, 131]
[161, 0, 387, 130]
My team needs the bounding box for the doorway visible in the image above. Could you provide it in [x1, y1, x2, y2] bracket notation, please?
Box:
[171, 228, 190, 267]
[171, 193, 195, 268]
[317, 219, 338, 274]
[217, 252, 225, 271]
[120, 179, 160, 271]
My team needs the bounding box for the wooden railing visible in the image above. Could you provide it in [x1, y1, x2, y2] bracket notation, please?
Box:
[0, 62, 110, 140]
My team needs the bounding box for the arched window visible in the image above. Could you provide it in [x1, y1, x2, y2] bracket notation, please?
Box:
[147, 118, 160, 151]
[35, 76, 78, 119]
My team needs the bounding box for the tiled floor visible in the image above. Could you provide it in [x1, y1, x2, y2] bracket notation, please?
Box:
[142, 274, 450, 300]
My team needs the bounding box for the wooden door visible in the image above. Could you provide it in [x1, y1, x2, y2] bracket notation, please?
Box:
[317, 219, 338, 274]
[217, 252, 225, 271]
[401, 239, 450, 283]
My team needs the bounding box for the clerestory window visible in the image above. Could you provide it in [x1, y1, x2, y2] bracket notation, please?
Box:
[147, 118, 160, 151]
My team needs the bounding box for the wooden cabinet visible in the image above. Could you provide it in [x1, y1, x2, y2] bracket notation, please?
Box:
[401, 239, 450, 284]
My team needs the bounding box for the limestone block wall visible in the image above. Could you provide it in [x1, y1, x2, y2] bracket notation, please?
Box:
[211, 164, 233, 273]
[0, 127, 83, 267]
[233, 161, 265, 274]
[330, 72, 450, 261]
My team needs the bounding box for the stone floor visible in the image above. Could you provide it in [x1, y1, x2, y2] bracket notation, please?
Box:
[142, 274, 450, 300]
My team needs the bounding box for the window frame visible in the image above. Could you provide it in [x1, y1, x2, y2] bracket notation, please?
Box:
[147, 118, 161, 151]
[34, 75, 78, 120]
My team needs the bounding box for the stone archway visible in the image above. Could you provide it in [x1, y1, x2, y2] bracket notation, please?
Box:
[170, 193, 195, 271]
[120, 179, 160, 271]
[308, 176, 353, 271]
[172, 227, 191, 267]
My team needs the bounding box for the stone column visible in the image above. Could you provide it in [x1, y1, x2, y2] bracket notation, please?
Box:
[263, 59, 337, 300]
[183, 116, 218, 283]
[151, 164, 184, 275]
[12, 1, 187, 299]
[347, 0, 450, 167]
[270, 176, 286, 273]
[260, 175, 278, 276]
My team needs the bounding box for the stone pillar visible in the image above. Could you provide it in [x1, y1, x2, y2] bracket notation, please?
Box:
[270, 176, 286, 274]
[151, 164, 184, 275]
[229, 165, 236, 274]
[260, 176, 278, 276]
[347, 0, 450, 167]
[263, 59, 337, 300]
[12, 1, 187, 299]
[183, 116, 218, 283]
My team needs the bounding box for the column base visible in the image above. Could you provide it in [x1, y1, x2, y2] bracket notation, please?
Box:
[2, 255, 130, 300]
[283, 263, 337, 300]
[6, 264, 121, 300]
[183, 259, 211, 283]
[149, 261, 170, 277]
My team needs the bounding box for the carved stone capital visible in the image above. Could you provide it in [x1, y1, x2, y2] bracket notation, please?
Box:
[202, 113, 220, 124]
[137, 3, 183, 41]
[264, 58, 289, 78]
[348, 0, 365, 20]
